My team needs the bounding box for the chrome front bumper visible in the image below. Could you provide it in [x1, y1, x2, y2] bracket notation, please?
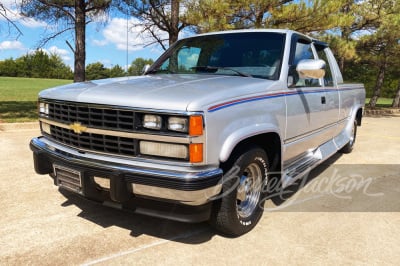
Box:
[30, 137, 223, 206]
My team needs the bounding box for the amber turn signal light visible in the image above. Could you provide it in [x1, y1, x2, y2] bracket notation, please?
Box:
[189, 116, 203, 136]
[189, 143, 203, 163]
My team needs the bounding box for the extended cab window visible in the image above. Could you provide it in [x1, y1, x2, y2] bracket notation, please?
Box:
[316, 45, 334, 87]
[152, 32, 285, 80]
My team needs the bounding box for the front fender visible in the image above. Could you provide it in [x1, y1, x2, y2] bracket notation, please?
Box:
[219, 124, 282, 163]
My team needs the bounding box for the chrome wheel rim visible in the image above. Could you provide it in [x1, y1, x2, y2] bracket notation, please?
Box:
[236, 163, 262, 219]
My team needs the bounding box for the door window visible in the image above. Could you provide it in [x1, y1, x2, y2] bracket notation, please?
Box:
[290, 40, 321, 87]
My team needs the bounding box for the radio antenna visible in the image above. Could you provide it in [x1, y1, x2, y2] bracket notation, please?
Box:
[126, 4, 129, 76]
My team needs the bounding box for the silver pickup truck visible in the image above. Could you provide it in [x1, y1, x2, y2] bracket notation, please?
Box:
[30, 29, 365, 236]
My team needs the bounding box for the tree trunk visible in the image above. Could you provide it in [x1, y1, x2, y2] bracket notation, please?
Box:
[74, 0, 86, 82]
[392, 79, 400, 108]
[339, 57, 345, 73]
[369, 61, 387, 108]
[169, 0, 179, 45]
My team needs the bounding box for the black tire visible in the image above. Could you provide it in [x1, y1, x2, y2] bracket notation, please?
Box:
[210, 147, 268, 236]
[340, 119, 357, 154]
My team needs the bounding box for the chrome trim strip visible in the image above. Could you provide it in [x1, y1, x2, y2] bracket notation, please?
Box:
[284, 117, 348, 144]
[39, 136, 206, 168]
[132, 183, 222, 206]
[31, 137, 222, 180]
[40, 118, 195, 144]
[40, 136, 192, 166]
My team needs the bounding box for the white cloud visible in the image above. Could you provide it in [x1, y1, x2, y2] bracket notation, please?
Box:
[91, 39, 108, 47]
[0, 40, 25, 50]
[101, 17, 169, 52]
[19, 17, 47, 28]
[46, 46, 72, 62]
[27, 46, 72, 62]
[48, 46, 69, 56]
[0, 1, 47, 28]
[1, 0, 21, 9]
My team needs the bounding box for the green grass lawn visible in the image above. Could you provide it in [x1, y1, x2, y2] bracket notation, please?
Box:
[0, 77, 72, 123]
[365, 98, 393, 108]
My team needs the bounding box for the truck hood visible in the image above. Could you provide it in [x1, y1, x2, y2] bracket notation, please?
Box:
[39, 74, 276, 112]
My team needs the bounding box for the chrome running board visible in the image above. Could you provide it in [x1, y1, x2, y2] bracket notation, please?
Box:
[282, 137, 339, 188]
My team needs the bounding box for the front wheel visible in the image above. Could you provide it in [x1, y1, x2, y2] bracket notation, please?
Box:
[210, 147, 268, 236]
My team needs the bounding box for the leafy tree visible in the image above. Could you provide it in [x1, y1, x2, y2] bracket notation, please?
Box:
[234, 0, 294, 28]
[86, 62, 109, 80]
[185, 0, 350, 33]
[185, 0, 237, 33]
[0, 58, 18, 77]
[348, 0, 400, 107]
[109, 65, 126, 77]
[0, 51, 73, 79]
[47, 54, 74, 79]
[128, 58, 154, 76]
[185, 0, 296, 33]
[268, 0, 353, 33]
[20, 0, 112, 82]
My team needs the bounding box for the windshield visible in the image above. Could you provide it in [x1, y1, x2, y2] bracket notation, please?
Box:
[148, 32, 286, 80]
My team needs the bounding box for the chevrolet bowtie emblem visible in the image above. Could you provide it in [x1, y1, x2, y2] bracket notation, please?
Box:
[69, 122, 87, 134]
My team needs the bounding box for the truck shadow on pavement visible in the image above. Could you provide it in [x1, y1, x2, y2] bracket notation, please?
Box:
[57, 153, 344, 243]
[266, 153, 400, 212]
[58, 151, 398, 241]
[59, 189, 216, 244]
[268, 153, 344, 207]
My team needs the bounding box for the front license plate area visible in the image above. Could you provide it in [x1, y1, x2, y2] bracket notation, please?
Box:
[54, 164, 83, 195]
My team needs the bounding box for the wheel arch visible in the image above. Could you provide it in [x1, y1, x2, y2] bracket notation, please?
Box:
[219, 131, 282, 173]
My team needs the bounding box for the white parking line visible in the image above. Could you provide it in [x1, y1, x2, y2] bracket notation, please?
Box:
[81, 228, 208, 266]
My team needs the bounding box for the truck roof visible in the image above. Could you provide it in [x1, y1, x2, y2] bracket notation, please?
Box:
[182, 29, 328, 47]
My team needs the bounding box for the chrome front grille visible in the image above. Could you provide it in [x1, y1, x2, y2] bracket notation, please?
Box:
[42, 101, 139, 157]
[48, 102, 137, 131]
[50, 125, 137, 156]
[40, 100, 189, 159]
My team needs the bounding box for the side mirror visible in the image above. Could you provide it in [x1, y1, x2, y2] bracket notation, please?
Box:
[142, 64, 151, 75]
[296, 59, 326, 79]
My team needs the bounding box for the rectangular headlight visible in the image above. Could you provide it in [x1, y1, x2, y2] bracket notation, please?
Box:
[140, 141, 188, 159]
[39, 102, 49, 116]
[143, 114, 162, 130]
[168, 117, 188, 132]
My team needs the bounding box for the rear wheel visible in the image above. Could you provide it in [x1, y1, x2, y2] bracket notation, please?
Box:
[340, 119, 357, 154]
[210, 147, 268, 236]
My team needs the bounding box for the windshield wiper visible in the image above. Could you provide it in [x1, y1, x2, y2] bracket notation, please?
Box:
[191, 66, 252, 78]
[145, 69, 158, 74]
[145, 68, 176, 75]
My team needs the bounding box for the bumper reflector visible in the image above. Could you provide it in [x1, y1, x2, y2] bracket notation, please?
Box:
[94, 176, 110, 190]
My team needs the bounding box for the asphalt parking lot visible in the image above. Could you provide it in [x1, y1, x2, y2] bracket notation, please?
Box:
[1, 116, 399, 265]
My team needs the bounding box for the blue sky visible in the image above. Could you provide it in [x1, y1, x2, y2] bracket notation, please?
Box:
[0, 1, 187, 70]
